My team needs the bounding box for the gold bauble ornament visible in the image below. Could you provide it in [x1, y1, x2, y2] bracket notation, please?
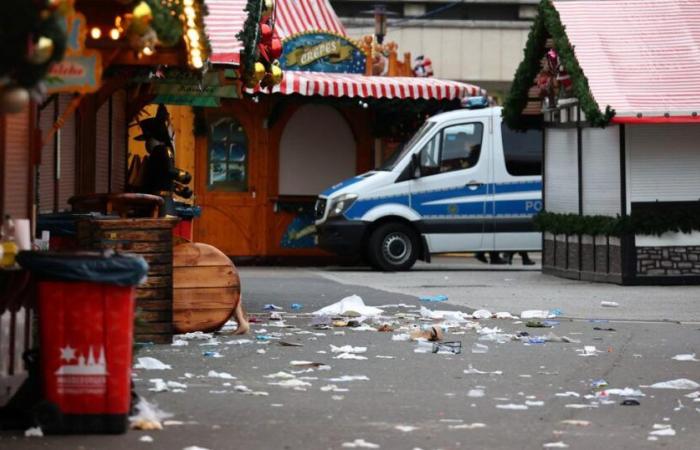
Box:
[262, 0, 274, 17]
[28, 36, 54, 65]
[253, 62, 266, 83]
[0, 86, 30, 114]
[270, 62, 283, 85]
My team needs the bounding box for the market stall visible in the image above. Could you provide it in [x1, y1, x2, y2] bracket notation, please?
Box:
[503, 0, 700, 285]
[147, 0, 485, 261]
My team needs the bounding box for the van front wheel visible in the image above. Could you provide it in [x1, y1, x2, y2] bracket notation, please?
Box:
[368, 222, 419, 271]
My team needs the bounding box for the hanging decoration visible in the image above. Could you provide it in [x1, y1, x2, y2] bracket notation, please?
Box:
[535, 48, 572, 108]
[0, 0, 67, 112]
[237, 0, 283, 89]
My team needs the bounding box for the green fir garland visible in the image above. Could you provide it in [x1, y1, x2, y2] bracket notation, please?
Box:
[236, 0, 264, 83]
[503, 0, 615, 129]
[534, 207, 700, 237]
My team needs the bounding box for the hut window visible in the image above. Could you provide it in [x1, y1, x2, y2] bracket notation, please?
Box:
[207, 117, 248, 191]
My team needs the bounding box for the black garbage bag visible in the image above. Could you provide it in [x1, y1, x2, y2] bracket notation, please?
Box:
[16, 250, 148, 287]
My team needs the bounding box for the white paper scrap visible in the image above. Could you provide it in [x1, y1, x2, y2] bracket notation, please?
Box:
[543, 442, 568, 448]
[313, 295, 384, 317]
[207, 370, 236, 380]
[269, 379, 311, 388]
[463, 364, 502, 375]
[648, 379, 700, 390]
[140, 436, 154, 443]
[24, 427, 43, 437]
[134, 357, 172, 370]
[467, 389, 485, 398]
[328, 375, 370, 382]
[395, 425, 418, 432]
[672, 353, 698, 362]
[264, 371, 296, 379]
[448, 423, 486, 430]
[331, 345, 367, 354]
[341, 439, 380, 448]
[335, 353, 368, 360]
[148, 379, 169, 392]
[496, 403, 528, 410]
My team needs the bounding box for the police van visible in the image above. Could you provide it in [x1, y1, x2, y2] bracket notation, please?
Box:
[314, 103, 543, 271]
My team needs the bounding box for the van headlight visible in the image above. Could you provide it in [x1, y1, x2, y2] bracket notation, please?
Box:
[328, 194, 358, 217]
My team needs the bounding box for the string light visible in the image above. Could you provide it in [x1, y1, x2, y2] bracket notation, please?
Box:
[182, 0, 205, 69]
[90, 27, 102, 39]
[109, 28, 120, 40]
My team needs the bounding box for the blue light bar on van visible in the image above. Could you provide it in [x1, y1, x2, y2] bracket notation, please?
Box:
[462, 96, 489, 109]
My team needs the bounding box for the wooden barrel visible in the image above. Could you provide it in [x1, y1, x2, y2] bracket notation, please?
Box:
[172, 243, 240, 333]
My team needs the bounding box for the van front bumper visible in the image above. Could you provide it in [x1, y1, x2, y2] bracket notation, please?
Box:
[317, 220, 367, 256]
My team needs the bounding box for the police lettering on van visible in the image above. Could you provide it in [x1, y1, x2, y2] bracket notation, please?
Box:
[315, 103, 543, 271]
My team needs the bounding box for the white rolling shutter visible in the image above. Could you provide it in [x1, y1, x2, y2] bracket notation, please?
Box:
[628, 124, 700, 202]
[544, 128, 578, 213]
[581, 126, 620, 216]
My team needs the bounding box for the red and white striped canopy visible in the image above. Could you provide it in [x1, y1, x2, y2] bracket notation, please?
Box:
[275, 0, 347, 40]
[204, 0, 347, 66]
[249, 71, 482, 100]
[554, 0, 700, 120]
[204, 0, 248, 65]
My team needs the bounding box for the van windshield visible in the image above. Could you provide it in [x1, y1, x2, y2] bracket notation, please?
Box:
[378, 122, 436, 171]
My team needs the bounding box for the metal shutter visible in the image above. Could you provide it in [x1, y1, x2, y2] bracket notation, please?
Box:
[2, 109, 31, 219]
[95, 99, 110, 193]
[111, 90, 127, 193]
[38, 99, 57, 213]
[57, 94, 76, 211]
[544, 128, 578, 213]
[628, 124, 700, 202]
[581, 126, 620, 216]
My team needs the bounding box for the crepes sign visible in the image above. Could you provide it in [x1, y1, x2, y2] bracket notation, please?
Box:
[280, 32, 366, 74]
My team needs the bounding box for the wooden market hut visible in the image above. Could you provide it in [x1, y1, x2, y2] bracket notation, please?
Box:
[503, 0, 700, 285]
[1, 0, 209, 409]
[158, 0, 484, 261]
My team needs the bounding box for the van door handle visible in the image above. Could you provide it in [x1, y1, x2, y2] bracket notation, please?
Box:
[465, 181, 483, 190]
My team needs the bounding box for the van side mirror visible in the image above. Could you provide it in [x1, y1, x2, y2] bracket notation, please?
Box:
[411, 153, 421, 179]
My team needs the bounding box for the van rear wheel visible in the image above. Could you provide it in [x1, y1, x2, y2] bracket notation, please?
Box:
[368, 222, 419, 271]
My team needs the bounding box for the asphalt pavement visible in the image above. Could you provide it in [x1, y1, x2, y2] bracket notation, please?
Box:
[2, 256, 699, 449]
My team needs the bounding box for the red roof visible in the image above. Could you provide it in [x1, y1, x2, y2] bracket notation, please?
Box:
[248, 71, 483, 100]
[554, 0, 700, 119]
[275, 0, 347, 40]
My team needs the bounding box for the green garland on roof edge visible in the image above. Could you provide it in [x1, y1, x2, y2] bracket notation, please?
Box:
[534, 209, 700, 237]
[143, 0, 211, 55]
[236, 0, 263, 82]
[503, 0, 615, 130]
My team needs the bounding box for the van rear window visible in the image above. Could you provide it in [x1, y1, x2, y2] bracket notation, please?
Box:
[501, 124, 542, 176]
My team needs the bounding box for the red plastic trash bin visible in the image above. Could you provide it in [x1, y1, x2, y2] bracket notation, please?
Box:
[16, 251, 148, 434]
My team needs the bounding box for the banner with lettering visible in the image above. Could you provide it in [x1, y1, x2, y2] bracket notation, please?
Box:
[279, 32, 366, 74]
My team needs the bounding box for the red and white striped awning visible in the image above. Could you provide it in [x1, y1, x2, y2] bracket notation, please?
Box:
[249, 71, 482, 100]
[205, 0, 347, 66]
[275, 0, 347, 40]
[554, 0, 700, 120]
[204, 0, 248, 65]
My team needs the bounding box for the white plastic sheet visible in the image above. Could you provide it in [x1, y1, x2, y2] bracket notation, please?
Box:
[312, 295, 384, 317]
[134, 357, 172, 370]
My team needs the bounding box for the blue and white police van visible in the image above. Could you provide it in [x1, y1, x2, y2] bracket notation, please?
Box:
[314, 103, 543, 271]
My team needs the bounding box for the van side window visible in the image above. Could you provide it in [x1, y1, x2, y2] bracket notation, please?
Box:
[501, 124, 543, 176]
[418, 134, 441, 176]
[439, 123, 483, 174]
